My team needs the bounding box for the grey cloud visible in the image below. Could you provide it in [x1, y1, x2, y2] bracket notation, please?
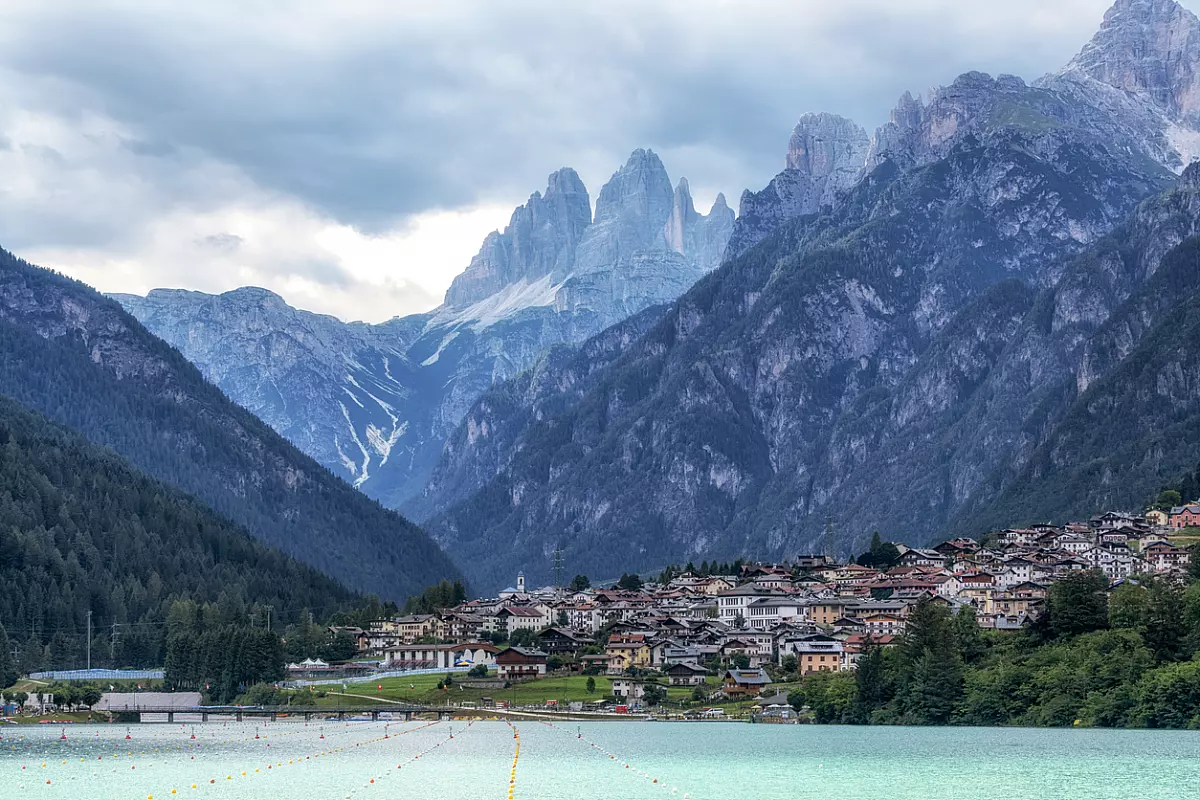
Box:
[0, 1, 1135, 234]
[195, 232, 243, 253]
[21, 143, 65, 165]
[290, 257, 355, 288]
[120, 136, 176, 158]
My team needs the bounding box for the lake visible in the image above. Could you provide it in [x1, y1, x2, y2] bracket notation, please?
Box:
[3, 719, 1199, 799]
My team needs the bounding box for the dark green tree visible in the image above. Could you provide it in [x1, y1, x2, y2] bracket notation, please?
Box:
[402, 580, 468, 615]
[569, 575, 591, 592]
[642, 683, 666, 707]
[851, 640, 890, 723]
[858, 532, 901, 570]
[1155, 489, 1182, 511]
[897, 598, 962, 724]
[953, 606, 986, 664]
[905, 646, 963, 724]
[79, 685, 102, 708]
[616, 573, 644, 591]
[324, 630, 359, 662]
[1108, 582, 1148, 630]
[1142, 579, 1185, 663]
[1045, 570, 1109, 639]
[509, 629, 538, 648]
[0, 623, 16, 688]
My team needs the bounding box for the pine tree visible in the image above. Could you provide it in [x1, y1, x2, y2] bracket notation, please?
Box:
[0, 623, 17, 687]
[1045, 570, 1109, 638]
[898, 598, 963, 724]
[906, 645, 963, 724]
[851, 640, 889, 723]
[1142, 579, 1185, 663]
[953, 606, 985, 664]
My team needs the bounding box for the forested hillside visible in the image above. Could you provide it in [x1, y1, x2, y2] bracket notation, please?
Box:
[0, 248, 461, 600]
[0, 395, 356, 672]
[792, 567, 1200, 729]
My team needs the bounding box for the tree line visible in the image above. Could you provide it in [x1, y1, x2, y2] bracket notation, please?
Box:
[791, 564, 1200, 728]
[0, 395, 359, 677]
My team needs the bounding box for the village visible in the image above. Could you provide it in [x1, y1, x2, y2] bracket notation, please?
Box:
[289, 508, 1198, 713]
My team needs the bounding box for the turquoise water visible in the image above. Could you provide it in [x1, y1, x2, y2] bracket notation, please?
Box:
[3, 719, 1200, 799]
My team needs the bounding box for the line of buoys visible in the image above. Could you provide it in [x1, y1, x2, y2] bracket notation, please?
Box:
[538, 720, 691, 798]
[504, 720, 521, 800]
[349, 719, 469, 797]
[141, 721, 429, 796]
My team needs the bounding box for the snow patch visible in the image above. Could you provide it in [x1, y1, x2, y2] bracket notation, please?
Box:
[366, 421, 407, 467]
[421, 331, 460, 367]
[427, 274, 563, 333]
[338, 401, 371, 487]
[334, 435, 358, 478]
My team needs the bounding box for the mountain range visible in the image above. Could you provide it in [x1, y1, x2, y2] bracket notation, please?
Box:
[414, 0, 1200, 590]
[115, 150, 733, 512]
[49, 0, 1200, 592]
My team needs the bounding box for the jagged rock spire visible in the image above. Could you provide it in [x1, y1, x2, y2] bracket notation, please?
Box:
[1065, 0, 1200, 120]
[785, 112, 870, 179]
[445, 167, 591, 307]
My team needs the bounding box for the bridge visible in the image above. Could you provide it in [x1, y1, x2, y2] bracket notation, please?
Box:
[100, 704, 447, 723]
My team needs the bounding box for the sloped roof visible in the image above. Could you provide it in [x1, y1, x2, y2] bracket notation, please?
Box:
[724, 669, 772, 685]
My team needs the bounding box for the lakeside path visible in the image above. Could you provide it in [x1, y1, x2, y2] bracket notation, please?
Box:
[325, 691, 657, 721]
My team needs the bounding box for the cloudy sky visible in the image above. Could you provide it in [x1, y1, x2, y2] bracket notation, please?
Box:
[0, 0, 1161, 322]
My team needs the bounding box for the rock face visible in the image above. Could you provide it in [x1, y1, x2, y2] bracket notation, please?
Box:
[1066, 0, 1200, 122]
[729, 0, 1200, 262]
[444, 168, 592, 307]
[118, 150, 734, 511]
[726, 113, 869, 259]
[1040, 0, 1200, 170]
[418, 0, 1200, 592]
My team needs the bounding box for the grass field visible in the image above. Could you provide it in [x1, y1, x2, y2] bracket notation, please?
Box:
[286, 671, 796, 717]
[295, 673, 656, 707]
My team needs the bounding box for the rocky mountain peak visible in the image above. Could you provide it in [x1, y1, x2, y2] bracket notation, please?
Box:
[1064, 0, 1200, 120]
[590, 148, 674, 230]
[785, 112, 871, 179]
[444, 166, 592, 308]
[662, 177, 735, 271]
[724, 113, 868, 259]
[573, 148, 676, 272]
[664, 177, 698, 254]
